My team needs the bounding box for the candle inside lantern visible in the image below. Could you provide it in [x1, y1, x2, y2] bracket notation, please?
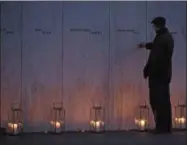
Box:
[8, 123, 19, 134]
[8, 123, 18, 130]
[50, 121, 62, 128]
[140, 119, 146, 127]
[175, 117, 186, 124]
[135, 119, 147, 129]
[55, 122, 61, 128]
[95, 121, 101, 128]
[90, 120, 104, 129]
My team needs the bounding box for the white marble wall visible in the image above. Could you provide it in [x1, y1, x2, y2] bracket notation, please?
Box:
[0, 1, 186, 132]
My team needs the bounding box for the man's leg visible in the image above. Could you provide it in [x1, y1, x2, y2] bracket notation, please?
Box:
[149, 81, 158, 129]
[156, 83, 172, 132]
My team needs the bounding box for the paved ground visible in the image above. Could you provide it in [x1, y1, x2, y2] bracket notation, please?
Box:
[0, 131, 186, 145]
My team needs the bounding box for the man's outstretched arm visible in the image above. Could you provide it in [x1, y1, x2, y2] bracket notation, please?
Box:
[138, 42, 153, 50]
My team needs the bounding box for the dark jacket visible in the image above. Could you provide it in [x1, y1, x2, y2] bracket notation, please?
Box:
[144, 27, 174, 84]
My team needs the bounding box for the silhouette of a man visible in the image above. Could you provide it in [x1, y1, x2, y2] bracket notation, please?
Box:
[139, 17, 174, 134]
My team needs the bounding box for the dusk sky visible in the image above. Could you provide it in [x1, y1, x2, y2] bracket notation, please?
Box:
[0, 1, 186, 132]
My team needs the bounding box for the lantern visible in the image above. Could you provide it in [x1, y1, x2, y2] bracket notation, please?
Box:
[135, 103, 150, 131]
[90, 106, 105, 132]
[50, 102, 65, 133]
[174, 102, 186, 129]
[7, 103, 23, 135]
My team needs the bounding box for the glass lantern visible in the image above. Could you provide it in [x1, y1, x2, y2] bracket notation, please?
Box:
[89, 106, 105, 132]
[174, 102, 186, 129]
[7, 103, 23, 135]
[135, 103, 150, 131]
[50, 102, 65, 133]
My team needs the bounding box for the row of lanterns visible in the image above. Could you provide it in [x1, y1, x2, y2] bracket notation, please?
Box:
[6, 101, 186, 135]
[6, 102, 105, 135]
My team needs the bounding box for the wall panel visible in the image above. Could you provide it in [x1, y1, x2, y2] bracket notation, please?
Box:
[111, 1, 148, 130]
[22, 1, 63, 132]
[1, 2, 22, 127]
[63, 1, 109, 130]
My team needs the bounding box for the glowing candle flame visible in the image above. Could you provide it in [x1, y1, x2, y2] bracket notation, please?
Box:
[90, 120, 104, 129]
[140, 120, 146, 127]
[95, 121, 101, 128]
[175, 117, 186, 124]
[135, 119, 147, 129]
[8, 123, 18, 130]
[50, 121, 61, 128]
[55, 122, 61, 128]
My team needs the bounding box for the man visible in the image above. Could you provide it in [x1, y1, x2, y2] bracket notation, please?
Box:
[138, 16, 174, 134]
